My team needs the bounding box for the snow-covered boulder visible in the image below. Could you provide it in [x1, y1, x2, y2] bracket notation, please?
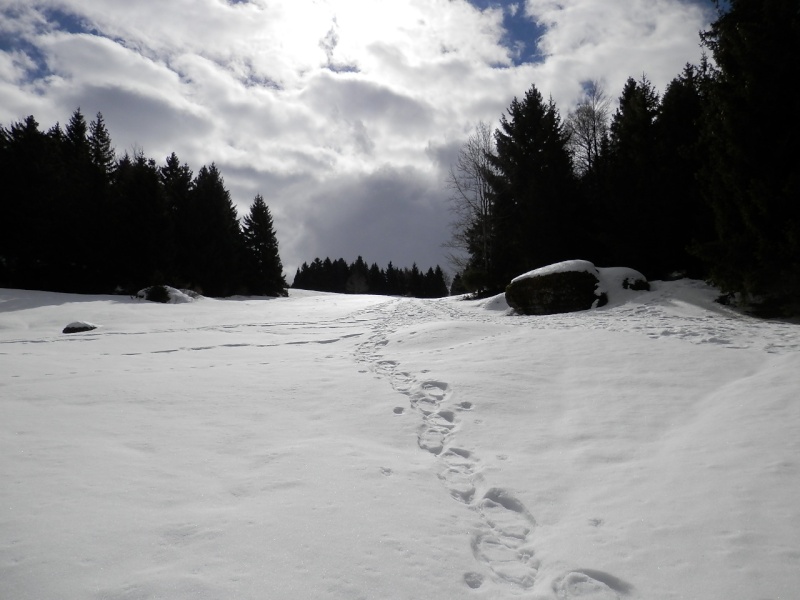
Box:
[63, 321, 98, 334]
[136, 286, 201, 304]
[505, 260, 648, 315]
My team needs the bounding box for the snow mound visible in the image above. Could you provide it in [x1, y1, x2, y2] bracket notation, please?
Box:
[136, 286, 203, 304]
[477, 293, 511, 312]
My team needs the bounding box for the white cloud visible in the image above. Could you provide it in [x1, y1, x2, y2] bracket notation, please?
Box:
[0, 0, 715, 278]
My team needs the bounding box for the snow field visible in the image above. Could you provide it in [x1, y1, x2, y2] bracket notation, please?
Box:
[1, 283, 799, 599]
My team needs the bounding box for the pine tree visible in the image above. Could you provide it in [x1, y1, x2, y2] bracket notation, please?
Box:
[656, 63, 714, 278]
[111, 152, 172, 291]
[602, 76, 662, 275]
[88, 112, 115, 176]
[346, 256, 369, 294]
[698, 0, 800, 314]
[160, 153, 194, 285]
[186, 164, 244, 296]
[0, 116, 65, 288]
[487, 85, 578, 289]
[242, 194, 287, 296]
[367, 263, 386, 294]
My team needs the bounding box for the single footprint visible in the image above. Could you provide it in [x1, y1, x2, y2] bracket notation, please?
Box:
[417, 427, 446, 455]
[555, 572, 620, 599]
[471, 532, 538, 589]
[393, 406, 405, 415]
[463, 572, 484, 589]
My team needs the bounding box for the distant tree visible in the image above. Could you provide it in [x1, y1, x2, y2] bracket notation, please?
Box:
[186, 163, 244, 296]
[445, 121, 496, 290]
[385, 261, 402, 295]
[450, 272, 467, 296]
[88, 112, 116, 176]
[421, 266, 449, 298]
[697, 0, 800, 314]
[159, 152, 194, 284]
[346, 256, 369, 294]
[241, 194, 287, 296]
[0, 116, 65, 288]
[367, 262, 386, 294]
[64, 109, 90, 162]
[111, 152, 172, 291]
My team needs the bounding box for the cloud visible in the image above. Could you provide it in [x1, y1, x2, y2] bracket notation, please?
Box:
[0, 0, 716, 279]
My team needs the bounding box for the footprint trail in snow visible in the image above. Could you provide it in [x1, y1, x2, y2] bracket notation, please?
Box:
[355, 299, 616, 597]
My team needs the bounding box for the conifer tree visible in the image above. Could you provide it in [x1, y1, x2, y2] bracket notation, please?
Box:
[656, 63, 713, 278]
[601, 76, 662, 275]
[112, 152, 172, 291]
[698, 0, 800, 314]
[186, 163, 244, 296]
[487, 85, 578, 289]
[159, 153, 194, 285]
[0, 116, 64, 288]
[88, 113, 116, 176]
[367, 263, 386, 294]
[242, 194, 287, 296]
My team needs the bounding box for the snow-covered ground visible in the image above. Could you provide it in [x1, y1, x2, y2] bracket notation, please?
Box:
[1, 281, 798, 600]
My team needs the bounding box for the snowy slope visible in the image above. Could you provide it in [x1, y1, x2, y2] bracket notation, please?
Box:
[1, 281, 798, 600]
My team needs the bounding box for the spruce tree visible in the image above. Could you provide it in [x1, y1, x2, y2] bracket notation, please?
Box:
[187, 164, 244, 296]
[602, 76, 662, 276]
[487, 85, 578, 289]
[656, 64, 713, 278]
[88, 112, 115, 177]
[699, 0, 800, 314]
[111, 152, 172, 291]
[242, 194, 287, 296]
[160, 153, 194, 285]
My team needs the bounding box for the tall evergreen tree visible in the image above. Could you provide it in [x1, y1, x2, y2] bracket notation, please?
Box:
[601, 76, 662, 275]
[655, 63, 714, 278]
[0, 116, 65, 288]
[487, 85, 579, 289]
[346, 256, 369, 294]
[698, 0, 800, 314]
[59, 108, 110, 291]
[88, 112, 116, 176]
[159, 152, 194, 285]
[111, 152, 172, 291]
[186, 163, 244, 296]
[242, 194, 287, 296]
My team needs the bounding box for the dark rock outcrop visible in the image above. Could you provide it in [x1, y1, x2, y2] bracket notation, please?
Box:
[63, 322, 98, 334]
[506, 269, 606, 315]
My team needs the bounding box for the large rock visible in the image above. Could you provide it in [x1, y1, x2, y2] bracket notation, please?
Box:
[63, 321, 98, 334]
[505, 260, 649, 315]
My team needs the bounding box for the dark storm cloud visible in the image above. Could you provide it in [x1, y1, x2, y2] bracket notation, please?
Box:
[284, 166, 451, 274]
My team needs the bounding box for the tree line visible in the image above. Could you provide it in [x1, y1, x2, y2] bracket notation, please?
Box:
[448, 0, 799, 316]
[0, 111, 287, 297]
[292, 257, 449, 298]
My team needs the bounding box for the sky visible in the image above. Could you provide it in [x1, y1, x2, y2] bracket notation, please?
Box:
[1, 277, 798, 599]
[0, 0, 717, 278]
